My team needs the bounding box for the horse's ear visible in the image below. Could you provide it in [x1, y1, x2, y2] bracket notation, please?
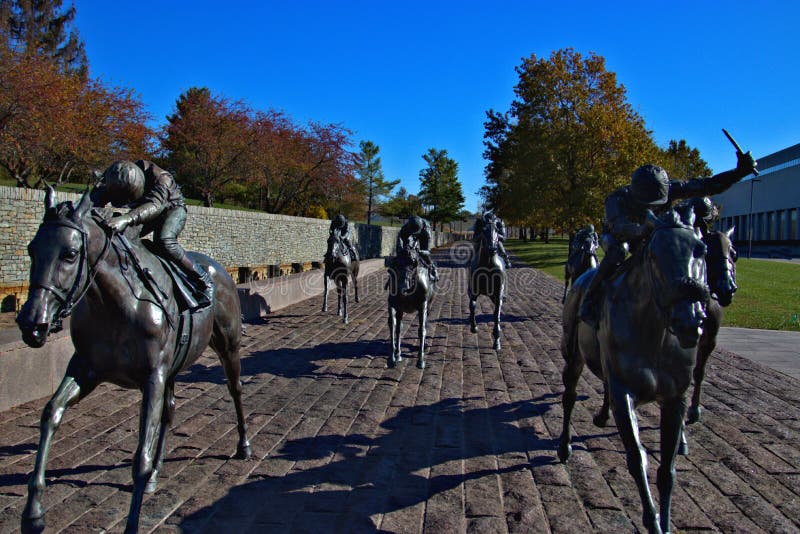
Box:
[726, 226, 735, 239]
[73, 188, 92, 220]
[44, 183, 56, 214]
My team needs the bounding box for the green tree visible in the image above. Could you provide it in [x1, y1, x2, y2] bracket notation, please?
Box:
[379, 186, 423, 220]
[483, 48, 657, 233]
[356, 140, 399, 225]
[658, 139, 712, 180]
[0, 0, 88, 76]
[418, 148, 465, 230]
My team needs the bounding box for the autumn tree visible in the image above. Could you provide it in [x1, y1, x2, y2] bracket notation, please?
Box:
[162, 87, 253, 207]
[379, 186, 424, 220]
[657, 139, 712, 181]
[356, 140, 399, 225]
[0, 0, 88, 76]
[483, 48, 657, 234]
[245, 110, 358, 216]
[0, 53, 151, 187]
[418, 148, 465, 230]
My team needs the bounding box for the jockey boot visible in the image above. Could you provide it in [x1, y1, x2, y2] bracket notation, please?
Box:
[499, 244, 512, 268]
[181, 255, 213, 310]
[578, 255, 615, 328]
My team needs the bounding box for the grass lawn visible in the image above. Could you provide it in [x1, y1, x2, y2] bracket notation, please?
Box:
[505, 238, 800, 332]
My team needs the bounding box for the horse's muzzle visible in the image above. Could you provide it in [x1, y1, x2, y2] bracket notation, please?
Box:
[17, 317, 50, 348]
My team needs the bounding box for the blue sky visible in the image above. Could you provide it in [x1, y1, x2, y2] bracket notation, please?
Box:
[75, 1, 799, 212]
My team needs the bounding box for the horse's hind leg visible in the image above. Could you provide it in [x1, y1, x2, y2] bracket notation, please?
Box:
[211, 322, 252, 460]
[22, 356, 96, 533]
[558, 346, 583, 463]
[609, 377, 660, 533]
[146, 381, 175, 493]
[352, 267, 360, 303]
[593, 385, 610, 427]
[657, 396, 688, 534]
[341, 281, 349, 324]
[688, 333, 714, 424]
[322, 274, 329, 312]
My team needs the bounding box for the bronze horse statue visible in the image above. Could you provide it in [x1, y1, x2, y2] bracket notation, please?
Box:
[468, 214, 506, 350]
[16, 189, 251, 534]
[562, 232, 598, 303]
[387, 239, 436, 369]
[587, 225, 738, 456]
[559, 210, 709, 534]
[322, 229, 359, 324]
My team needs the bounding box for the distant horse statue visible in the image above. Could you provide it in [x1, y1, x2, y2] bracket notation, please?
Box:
[322, 229, 359, 324]
[563, 232, 599, 303]
[688, 226, 737, 424]
[559, 210, 709, 534]
[387, 239, 436, 369]
[468, 214, 506, 350]
[16, 188, 252, 534]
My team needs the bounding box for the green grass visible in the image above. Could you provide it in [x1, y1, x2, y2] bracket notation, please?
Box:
[506, 238, 800, 331]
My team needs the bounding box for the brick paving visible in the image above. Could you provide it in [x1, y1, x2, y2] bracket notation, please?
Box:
[0, 245, 799, 533]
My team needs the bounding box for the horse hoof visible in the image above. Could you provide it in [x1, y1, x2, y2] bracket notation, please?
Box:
[557, 442, 572, 463]
[387, 359, 396, 369]
[686, 406, 701, 424]
[322, 306, 327, 313]
[470, 325, 477, 334]
[21, 514, 45, 534]
[592, 413, 608, 428]
[236, 442, 253, 460]
[417, 360, 425, 369]
[343, 318, 349, 325]
[493, 340, 501, 351]
[145, 478, 158, 494]
[678, 441, 689, 456]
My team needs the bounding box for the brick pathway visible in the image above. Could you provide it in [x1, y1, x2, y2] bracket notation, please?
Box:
[0, 245, 799, 533]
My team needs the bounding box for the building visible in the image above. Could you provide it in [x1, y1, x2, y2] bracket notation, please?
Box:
[712, 143, 800, 257]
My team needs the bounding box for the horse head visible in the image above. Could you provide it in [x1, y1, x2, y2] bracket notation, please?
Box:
[704, 226, 737, 307]
[394, 240, 420, 295]
[644, 210, 710, 349]
[477, 213, 499, 256]
[17, 188, 96, 347]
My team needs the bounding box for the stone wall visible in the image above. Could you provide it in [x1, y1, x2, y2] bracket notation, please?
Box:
[0, 186, 455, 310]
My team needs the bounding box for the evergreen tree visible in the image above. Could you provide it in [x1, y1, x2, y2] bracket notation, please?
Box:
[356, 140, 399, 225]
[1, 0, 88, 76]
[418, 148, 465, 230]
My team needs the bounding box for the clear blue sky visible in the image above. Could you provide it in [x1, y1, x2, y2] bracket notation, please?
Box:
[75, 1, 799, 212]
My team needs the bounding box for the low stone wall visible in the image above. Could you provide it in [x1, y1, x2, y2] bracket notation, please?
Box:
[0, 186, 455, 310]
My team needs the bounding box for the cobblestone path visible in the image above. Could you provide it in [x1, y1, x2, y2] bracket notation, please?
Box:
[0, 245, 798, 533]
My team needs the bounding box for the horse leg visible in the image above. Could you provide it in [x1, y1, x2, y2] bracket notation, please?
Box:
[609, 376, 660, 534]
[126, 370, 166, 534]
[557, 354, 583, 463]
[468, 288, 477, 334]
[211, 322, 252, 459]
[322, 274, 329, 312]
[688, 333, 714, 424]
[492, 287, 503, 351]
[593, 385, 611, 427]
[657, 396, 688, 534]
[146, 381, 175, 494]
[341, 280, 349, 324]
[336, 279, 343, 317]
[388, 306, 403, 367]
[22, 357, 95, 533]
[352, 268, 359, 303]
[563, 270, 569, 304]
[417, 301, 428, 369]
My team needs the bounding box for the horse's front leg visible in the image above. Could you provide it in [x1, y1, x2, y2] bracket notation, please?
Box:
[468, 287, 477, 334]
[126, 369, 166, 534]
[417, 301, 428, 369]
[22, 356, 95, 533]
[563, 269, 570, 304]
[593, 384, 610, 427]
[609, 376, 660, 533]
[688, 330, 715, 424]
[657, 396, 688, 534]
[342, 280, 349, 325]
[492, 286, 504, 351]
[352, 268, 359, 303]
[146, 381, 175, 494]
[557, 352, 583, 463]
[322, 274, 329, 312]
[388, 305, 403, 367]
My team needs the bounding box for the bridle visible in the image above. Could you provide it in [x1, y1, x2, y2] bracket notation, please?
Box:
[28, 213, 111, 332]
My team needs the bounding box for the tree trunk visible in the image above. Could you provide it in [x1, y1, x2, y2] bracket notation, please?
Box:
[367, 188, 373, 225]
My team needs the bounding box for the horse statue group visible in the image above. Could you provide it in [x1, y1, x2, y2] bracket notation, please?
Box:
[14, 184, 739, 534]
[559, 208, 738, 534]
